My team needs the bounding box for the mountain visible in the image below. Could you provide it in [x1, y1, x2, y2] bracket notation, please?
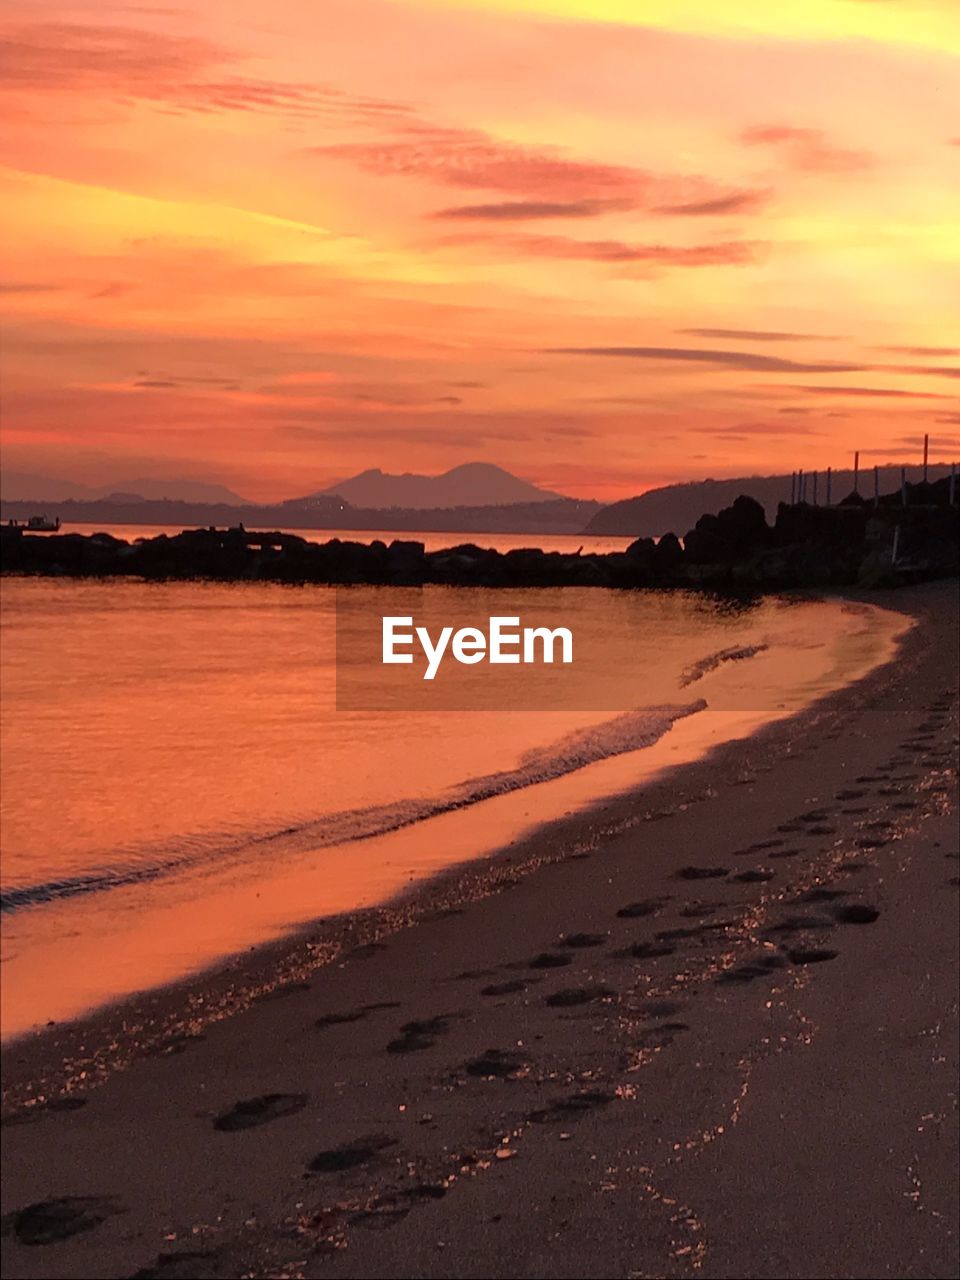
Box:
[312, 462, 566, 509]
[585, 465, 956, 538]
[0, 494, 600, 535]
[0, 471, 249, 505]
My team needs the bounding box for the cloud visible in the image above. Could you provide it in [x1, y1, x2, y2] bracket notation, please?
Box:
[0, 282, 60, 294]
[316, 118, 771, 210]
[460, 235, 762, 267]
[315, 127, 644, 200]
[692, 421, 822, 436]
[875, 345, 960, 356]
[680, 327, 843, 342]
[431, 198, 633, 220]
[790, 385, 948, 399]
[741, 125, 875, 172]
[653, 189, 770, 216]
[544, 346, 865, 373]
[0, 21, 413, 125]
[900, 365, 960, 378]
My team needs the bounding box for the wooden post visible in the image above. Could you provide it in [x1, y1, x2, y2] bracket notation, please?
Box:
[812, 471, 818, 505]
[798, 469, 804, 503]
[854, 450, 860, 495]
[826, 467, 832, 505]
[923, 433, 929, 482]
[790, 471, 797, 504]
[891, 525, 900, 566]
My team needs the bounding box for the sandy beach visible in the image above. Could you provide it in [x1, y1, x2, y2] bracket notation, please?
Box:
[1, 580, 957, 1280]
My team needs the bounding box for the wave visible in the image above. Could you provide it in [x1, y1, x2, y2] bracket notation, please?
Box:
[679, 643, 768, 687]
[1, 700, 705, 914]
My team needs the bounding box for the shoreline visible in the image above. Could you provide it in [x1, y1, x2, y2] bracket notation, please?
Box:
[1, 580, 957, 1280]
[1, 592, 908, 1081]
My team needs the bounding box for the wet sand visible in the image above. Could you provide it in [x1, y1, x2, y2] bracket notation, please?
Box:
[1, 581, 958, 1280]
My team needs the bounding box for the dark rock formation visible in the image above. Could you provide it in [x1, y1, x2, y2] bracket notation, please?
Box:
[3, 479, 957, 592]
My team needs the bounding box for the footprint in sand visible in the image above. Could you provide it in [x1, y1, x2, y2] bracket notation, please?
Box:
[349, 1184, 447, 1230]
[545, 984, 615, 1008]
[611, 941, 676, 960]
[717, 955, 788, 984]
[3, 1196, 124, 1246]
[528, 952, 573, 970]
[635, 1021, 690, 1047]
[387, 1014, 460, 1054]
[1, 1096, 87, 1127]
[832, 903, 880, 924]
[214, 1093, 308, 1132]
[316, 1001, 401, 1030]
[560, 932, 607, 948]
[527, 1090, 615, 1123]
[765, 913, 834, 935]
[307, 1135, 398, 1174]
[616, 898, 667, 919]
[733, 869, 775, 883]
[255, 980, 311, 1002]
[463, 1049, 528, 1078]
[675, 866, 729, 880]
[787, 947, 839, 965]
[480, 979, 526, 997]
[801, 887, 849, 903]
[148, 1032, 205, 1058]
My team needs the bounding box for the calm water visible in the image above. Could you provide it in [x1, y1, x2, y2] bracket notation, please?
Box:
[0, 576, 908, 1036]
[66, 523, 635, 556]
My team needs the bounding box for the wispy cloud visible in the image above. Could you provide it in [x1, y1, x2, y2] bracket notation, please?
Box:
[544, 346, 865, 373]
[741, 125, 875, 173]
[653, 189, 769, 216]
[680, 327, 843, 342]
[470, 236, 762, 267]
[0, 21, 414, 125]
[431, 198, 634, 220]
[791, 384, 948, 399]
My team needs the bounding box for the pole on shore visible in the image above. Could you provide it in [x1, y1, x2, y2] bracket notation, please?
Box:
[798, 469, 804, 503]
[812, 471, 819, 506]
[826, 467, 832, 505]
[854, 451, 860, 495]
[923, 433, 929, 483]
[901, 466, 908, 506]
[891, 525, 900, 566]
[790, 471, 797, 504]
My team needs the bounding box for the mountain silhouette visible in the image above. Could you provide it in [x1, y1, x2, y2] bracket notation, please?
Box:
[0, 471, 249, 505]
[586, 465, 956, 537]
[312, 462, 565, 509]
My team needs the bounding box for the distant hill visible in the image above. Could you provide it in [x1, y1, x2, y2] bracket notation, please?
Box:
[313, 462, 565, 509]
[586, 465, 956, 537]
[0, 495, 600, 536]
[0, 471, 249, 506]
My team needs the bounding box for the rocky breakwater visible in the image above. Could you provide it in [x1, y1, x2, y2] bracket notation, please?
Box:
[2, 480, 957, 591]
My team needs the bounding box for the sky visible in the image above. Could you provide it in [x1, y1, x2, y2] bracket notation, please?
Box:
[1, 0, 958, 502]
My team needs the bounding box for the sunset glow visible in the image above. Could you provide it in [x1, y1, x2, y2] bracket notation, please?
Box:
[2, 0, 958, 500]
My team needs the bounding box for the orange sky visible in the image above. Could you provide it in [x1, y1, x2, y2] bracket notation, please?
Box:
[1, 0, 958, 501]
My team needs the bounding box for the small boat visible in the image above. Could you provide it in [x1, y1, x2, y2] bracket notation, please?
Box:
[6, 515, 62, 532]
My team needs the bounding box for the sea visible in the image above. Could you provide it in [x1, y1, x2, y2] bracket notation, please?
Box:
[0, 526, 910, 1037]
